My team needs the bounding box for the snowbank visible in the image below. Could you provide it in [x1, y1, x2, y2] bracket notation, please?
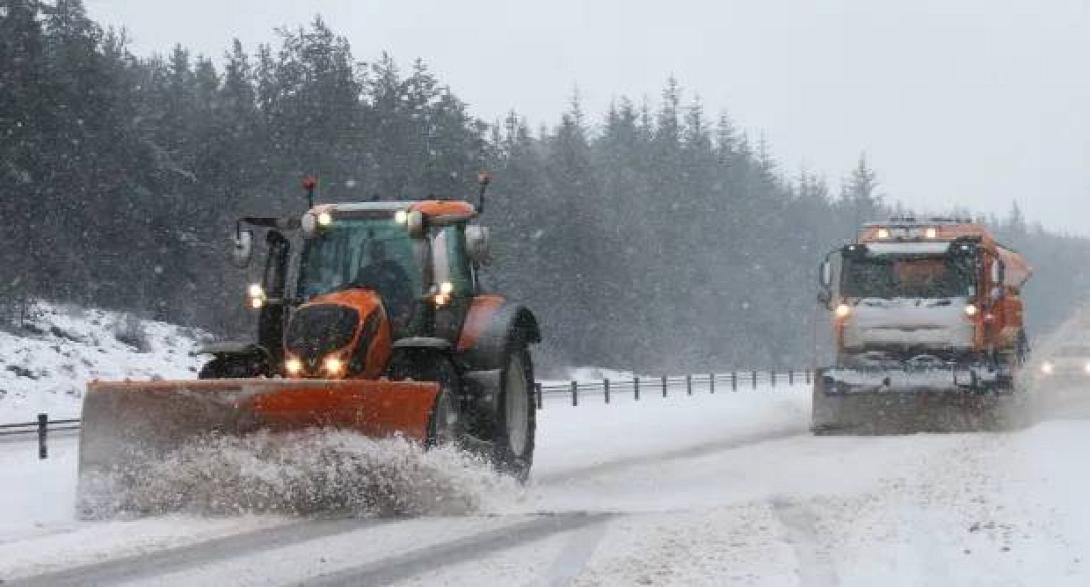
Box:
[0, 302, 206, 424]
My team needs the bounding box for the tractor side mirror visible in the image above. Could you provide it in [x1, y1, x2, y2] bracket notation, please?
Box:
[466, 225, 492, 265]
[232, 230, 254, 268]
[991, 259, 1005, 285]
[406, 210, 425, 238]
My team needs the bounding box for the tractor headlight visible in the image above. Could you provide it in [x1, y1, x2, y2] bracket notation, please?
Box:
[925, 227, 938, 239]
[247, 283, 267, 309]
[876, 228, 890, 239]
[317, 211, 333, 227]
[433, 293, 450, 307]
[394, 210, 409, 224]
[285, 356, 303, 376]
[834, 303, 852, 318]
[323, 355, 345, 377]
[1041, 361, 1054, 375]
[439, 281, 454, 295]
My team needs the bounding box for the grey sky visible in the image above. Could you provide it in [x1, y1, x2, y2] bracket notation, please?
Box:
[85, 0, 1089, 234]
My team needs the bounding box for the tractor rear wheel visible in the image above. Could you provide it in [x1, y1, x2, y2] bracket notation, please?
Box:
[492, 345, 535, 482]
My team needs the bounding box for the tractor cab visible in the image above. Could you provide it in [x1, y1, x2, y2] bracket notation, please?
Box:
[292, 200, 489, 341]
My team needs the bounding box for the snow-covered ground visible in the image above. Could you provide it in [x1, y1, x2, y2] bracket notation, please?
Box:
[2, 304, 1090, 585]
[4, 381, 1090, 585]
[0, 302, 206, 423]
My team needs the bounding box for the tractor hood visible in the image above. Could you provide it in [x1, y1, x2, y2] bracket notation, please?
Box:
[841, 296, 974, 351]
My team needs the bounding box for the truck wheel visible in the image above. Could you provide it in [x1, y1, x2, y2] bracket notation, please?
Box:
[390, 352, 463, 447]
[492, 345, 535, 482]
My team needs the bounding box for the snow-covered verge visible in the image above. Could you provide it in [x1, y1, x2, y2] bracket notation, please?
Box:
[0, 302, 206, 424]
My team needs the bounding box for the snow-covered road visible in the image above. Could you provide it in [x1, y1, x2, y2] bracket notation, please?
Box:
[3, 381, 1090, 586]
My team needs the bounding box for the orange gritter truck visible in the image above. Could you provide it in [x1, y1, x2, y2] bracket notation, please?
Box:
[813, 217, 1032, 433]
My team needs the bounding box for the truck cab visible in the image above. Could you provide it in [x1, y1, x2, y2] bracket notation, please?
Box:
[818, 218, 1030, 389]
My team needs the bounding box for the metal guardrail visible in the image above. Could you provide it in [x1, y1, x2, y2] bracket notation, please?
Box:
[2, 369, 811, 459]
[534, 370, 811, 408]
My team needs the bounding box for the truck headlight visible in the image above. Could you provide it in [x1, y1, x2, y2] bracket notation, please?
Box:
[1083, 362, 1090, 375]
[1041, 361, 1054, 375]
[834, 303, 851, 318]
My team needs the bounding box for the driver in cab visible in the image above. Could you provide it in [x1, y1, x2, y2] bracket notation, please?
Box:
[354, 240, 413, 326]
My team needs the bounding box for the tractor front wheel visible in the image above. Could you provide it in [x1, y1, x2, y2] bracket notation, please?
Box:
[389, 351, 464, 447]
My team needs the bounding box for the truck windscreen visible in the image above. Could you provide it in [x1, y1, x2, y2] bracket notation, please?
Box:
[841, 254, 976, 299]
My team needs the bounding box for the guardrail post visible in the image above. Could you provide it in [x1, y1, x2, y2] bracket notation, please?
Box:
[806, 369, 811, 384]
[752, 370, 758, 389]
[789, 370, 794, 385]
[709, 373, 715, 394]
[771, 371, 776, 388]
[634, 376, 640, 401]
[37, 413, 47, 460]
[571, 380, 578, 406]
[686, 374, 692, 395]
[661, 375, 668, 397]
[731, 371, 737, 391]
[535, 382, 543, 410]
[604, 378, 611, 404]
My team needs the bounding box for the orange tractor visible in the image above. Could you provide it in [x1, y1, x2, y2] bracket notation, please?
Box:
[79, 175, 540, 482]
[813, 217, 1032, 433]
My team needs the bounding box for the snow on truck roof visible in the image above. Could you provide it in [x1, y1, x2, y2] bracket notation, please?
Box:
[865, 242, 952, 255]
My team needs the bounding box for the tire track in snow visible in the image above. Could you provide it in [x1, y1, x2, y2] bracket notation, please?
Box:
[534, 425, 806, 485]
[544, 514, 610, 586]
[770, 498, 839, 587]
[306, 512, 615, 586]
[9, 517, 394, 587]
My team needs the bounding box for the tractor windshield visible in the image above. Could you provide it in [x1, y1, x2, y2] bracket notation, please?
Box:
[297, 217, 424, 313]
[841, 254, 976, 299]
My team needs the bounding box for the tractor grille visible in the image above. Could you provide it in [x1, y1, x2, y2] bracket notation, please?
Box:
[285, 304, 360, 364]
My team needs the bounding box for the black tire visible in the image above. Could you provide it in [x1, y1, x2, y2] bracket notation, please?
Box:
[389, 351, 464, 447]
[491, 345, 535, 482]
[198, 355, 263, 379]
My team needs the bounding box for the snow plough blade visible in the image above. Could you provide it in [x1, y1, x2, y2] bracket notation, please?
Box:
[77, 378, 440, 479]
[811, 368, 1027, 434]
